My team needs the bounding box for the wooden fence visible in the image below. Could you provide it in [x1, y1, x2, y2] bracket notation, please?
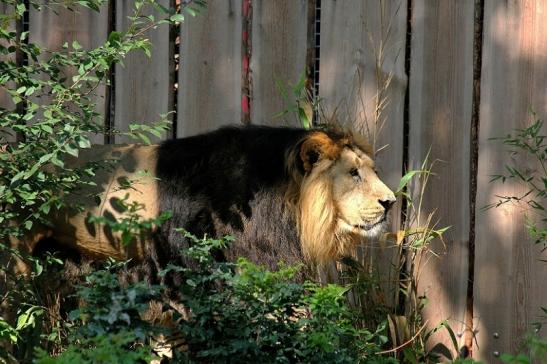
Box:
[2, 0, 547, 361]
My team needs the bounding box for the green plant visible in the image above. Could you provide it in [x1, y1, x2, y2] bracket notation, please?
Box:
[161, 230, 398, 363]
[0, 0, 177, 240]
[0, 1, 199, 361]
[274, 72, 317, 129]
[487, 115, 546, 250]
[32, 259, 165, 363]
[30, 231, 402, 363]
[396, 155, 456, 362]
[34, 331, 156, 364]
[500, 334, 547, 364]
[488, 114, 547, 363]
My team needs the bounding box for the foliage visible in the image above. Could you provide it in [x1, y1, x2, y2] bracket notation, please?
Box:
[488, 114, 547, 363]
[500, 334, 547, 364]
[27, 232, 401, 363]
[487, 115, 546, 250]
[34, 332, 155, 364]
[33, 259, 163, 364]
[0, 0, 175, 240]
[0, 0, 194, 361]
[274, 72, 316, 129]
[162, 231, 398, 364]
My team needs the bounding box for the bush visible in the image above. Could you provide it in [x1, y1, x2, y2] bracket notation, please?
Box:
[34, 232, 398, 363]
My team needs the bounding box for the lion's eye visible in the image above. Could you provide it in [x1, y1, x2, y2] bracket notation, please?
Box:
[349, 168, 360, 180]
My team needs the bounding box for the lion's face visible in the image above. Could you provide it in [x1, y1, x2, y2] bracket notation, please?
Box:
[296, 130, 396, 263]
[330, 147, 395, 239]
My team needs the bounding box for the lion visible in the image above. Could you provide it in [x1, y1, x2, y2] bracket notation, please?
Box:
[9, 125, 396, 281]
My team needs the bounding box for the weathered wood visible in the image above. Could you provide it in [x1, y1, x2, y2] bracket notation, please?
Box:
[320, 0, 406, 204]
[408, 0, 475, 358]
[29, 3, 109, 144]
[114, 0, 170, 143]
[320, 0, 407, 306]
[177, 0, 242, 137]
[250, 0, 308, 126]
[474, 0, 547, 361]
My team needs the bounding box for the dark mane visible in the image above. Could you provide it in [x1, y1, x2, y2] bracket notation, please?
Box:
[154, 126, 313, 277]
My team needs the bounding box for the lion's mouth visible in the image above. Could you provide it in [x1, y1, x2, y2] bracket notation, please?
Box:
[353, 216, 387, 231]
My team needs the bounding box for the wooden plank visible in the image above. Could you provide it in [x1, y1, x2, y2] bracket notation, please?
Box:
[320, 0, 407, 304]
[115, 0, 170, 143]
[29, 3, 109, 144]
[320, 0, 406, 206]
[250, 0, 308, 126]
[474, 1, 547, 361]
[177, 0, 242, 137]
[408, 0, 475, 358]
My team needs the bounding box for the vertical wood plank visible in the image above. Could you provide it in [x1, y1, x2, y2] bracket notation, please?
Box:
[250, 0, 308, 126]
[29, 4, 109, 144]
[115, 0, 170, 143]
[408, 0, 475, 357]
[475, 0, 547, 361]
[320, 0, 406, 203]
[177, 0, 242, 137]
[320, 0, 407, 304]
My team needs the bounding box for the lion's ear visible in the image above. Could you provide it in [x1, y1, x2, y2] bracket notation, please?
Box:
[300, 132, 341, 173]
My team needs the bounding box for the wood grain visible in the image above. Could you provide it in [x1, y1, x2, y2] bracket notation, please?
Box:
[177, 0, 242, 137]
[474, 0, 547, 361]
[320, 0, 407, 306]
[250, 0, 308, 126]
[408, 0, 475, 358]
[320, 0, 406, 203]
[114, 0, 170, 143]
[29, 3, 109, 144]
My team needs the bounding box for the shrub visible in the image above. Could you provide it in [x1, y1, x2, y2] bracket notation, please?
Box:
[32, 232, 399, 363]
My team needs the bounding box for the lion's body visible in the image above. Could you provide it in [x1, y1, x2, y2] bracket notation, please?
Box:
[12, 125, 395, 281]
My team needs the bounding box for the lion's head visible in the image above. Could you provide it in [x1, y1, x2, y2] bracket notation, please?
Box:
[287, 130, 396, 265]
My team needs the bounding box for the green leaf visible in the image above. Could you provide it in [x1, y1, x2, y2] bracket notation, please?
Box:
[16, 307, 42, 331]
[10, 171, 25, 185]
[170, 14, 185, 23]
[396, 170, 423, 193]
[41, 124, 53, 134]
[16, 3, 26, 16]
[65, 143, 79, 157]
[108, 31, 122, 44]
[76, 135, 91, 149]
[38, 153, 54, 164]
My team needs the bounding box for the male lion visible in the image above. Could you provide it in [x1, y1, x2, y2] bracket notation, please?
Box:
[11, 125, 395, 281]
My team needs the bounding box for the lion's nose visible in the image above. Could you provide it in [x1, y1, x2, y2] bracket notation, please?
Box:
[379, 197, 396, 212]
